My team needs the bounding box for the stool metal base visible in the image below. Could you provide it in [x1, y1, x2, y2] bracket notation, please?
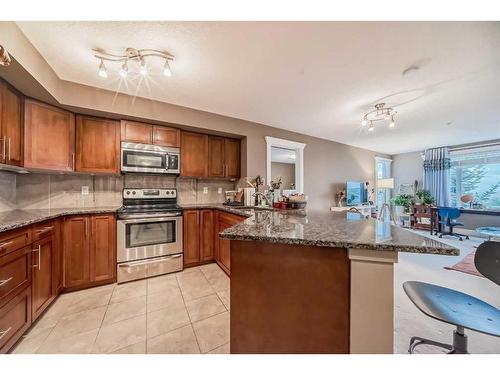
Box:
[408, 327, 468, 354]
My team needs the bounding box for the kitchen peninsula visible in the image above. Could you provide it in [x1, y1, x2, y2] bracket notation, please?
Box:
[220, 210, 458, 354]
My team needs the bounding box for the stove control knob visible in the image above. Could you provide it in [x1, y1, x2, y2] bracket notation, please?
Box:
[132, 191, 136, 195]
[126, 191, 130, 195]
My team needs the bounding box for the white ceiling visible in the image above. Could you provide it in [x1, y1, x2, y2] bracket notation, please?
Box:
[16, 21, 500, 154]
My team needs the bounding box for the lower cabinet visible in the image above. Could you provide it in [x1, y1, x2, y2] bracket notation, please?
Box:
[215, 211, 246, 275]
[31, 235, 56, 321]
[0, 287, 31, 354]
[64, 213, 116, 290]
[183, 209, 216, 267]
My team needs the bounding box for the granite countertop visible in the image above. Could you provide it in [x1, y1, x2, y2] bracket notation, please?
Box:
[180, 203, 256, 217]
[219, 209, 459, 256]
[0, 207, 120, 233]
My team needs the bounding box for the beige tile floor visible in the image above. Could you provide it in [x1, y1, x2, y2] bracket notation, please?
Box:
[12, 263, 230, 354]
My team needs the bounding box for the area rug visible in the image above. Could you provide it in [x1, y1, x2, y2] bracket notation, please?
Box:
[444, 251, 484, 278]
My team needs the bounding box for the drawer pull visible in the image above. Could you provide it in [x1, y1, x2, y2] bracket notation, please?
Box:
[32, 245, 41, 270]
[35, 226, 54, 235]
[0, 277, 13, 287]
[0, 327, 12, 340]
[119, 255, 182, 267]
[0, 240, 14, 249]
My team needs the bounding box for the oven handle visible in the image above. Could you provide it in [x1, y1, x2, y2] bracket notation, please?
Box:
[118, 254, 182, 267]
[118, 215, 182, 223]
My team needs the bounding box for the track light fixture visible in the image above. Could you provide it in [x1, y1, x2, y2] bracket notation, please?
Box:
[361, 103, 397, 132]
[93, 47, 174, 79]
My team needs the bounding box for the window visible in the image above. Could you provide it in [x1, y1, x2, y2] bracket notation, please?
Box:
[375, 157, 392, 211]
[450, 146, 500, 209]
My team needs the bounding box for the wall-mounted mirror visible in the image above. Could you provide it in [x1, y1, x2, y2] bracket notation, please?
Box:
[265, 136, 306, 195]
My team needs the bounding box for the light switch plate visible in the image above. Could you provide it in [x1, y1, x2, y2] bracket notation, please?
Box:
[81, 186, 90, 195]
[218, 187, 223, 194]
[203, 187, 208, 194]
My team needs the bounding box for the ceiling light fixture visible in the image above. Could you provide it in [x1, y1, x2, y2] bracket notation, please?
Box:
[93, 47, 174, 79]
[163, 59, 172, 77]
[361, 103, 397, 132]
[98, 59, 108, 78]
[119, 61, 128, 78]
[139, 58, 147, 76]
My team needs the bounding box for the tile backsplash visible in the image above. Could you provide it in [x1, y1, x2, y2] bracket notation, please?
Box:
[0, 171, 234, 211]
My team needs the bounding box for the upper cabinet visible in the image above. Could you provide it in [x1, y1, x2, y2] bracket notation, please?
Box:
[181, 131, 209, 177]
[76, 115, 120, 174]
[24, 99, 75, 172]
[0, 80, 23, 167]
[208, 135, 241, 179]
[121, 120, 180, 147]
[121, 120, 152, 144]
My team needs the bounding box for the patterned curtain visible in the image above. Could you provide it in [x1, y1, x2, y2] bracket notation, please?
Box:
[423, 147, 451, 206]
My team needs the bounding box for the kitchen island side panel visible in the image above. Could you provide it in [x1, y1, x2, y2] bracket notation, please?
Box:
[230, 240, 350, 354]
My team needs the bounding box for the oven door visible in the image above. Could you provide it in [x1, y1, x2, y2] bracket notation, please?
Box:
[117, 216, 183, 263]
[121, 148, 167, 174]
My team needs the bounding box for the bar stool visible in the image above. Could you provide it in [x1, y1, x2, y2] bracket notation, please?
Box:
[403, 241, 500, 354]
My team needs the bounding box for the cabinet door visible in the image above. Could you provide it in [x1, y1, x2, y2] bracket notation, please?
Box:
[183, 210, 200, 266]
[0, 82, 23, 166]
[153, 125, 180, 147]
[200, 210, 214, 262]
[120, 120, 152, 144]
[181, 131, 208, 177]
[224, 138, 241, 179]
[0, 287, 31, 354]
[63, 216, 90, 288]
[76, 115, 120, 174]
[90, 214, 116, 283]
[31, 235, 55, 321]
[208, 136, 225, 178]
[24, 100, 75, 171]
[217, 220, 232, 275]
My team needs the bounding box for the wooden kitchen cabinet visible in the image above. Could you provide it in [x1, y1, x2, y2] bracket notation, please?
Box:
[224, 138, 241, 179]
[0, 245, 32, 308]
[121, 120, 152, 144]
[153, 125, 180, 147]
[90, 214, 116, 283]
[203, 135, 241, 179]
[181, 131, 209, 177]
[63, 214, 116, 290]
[200, 210, 215, 262]
[0, 80, 23, 167]
[24, 99, 75, 171]
[76, 115, 120, 174]
[215, 211, 246, 275]
[63, 216, 90, 289]
[208, 136, 225, 178]
[31, 235, 56, 321]
[0, 287, 31, 354]
[183, 210, 200, 267]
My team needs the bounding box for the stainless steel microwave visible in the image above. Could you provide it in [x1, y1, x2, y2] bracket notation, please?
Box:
[121, 142, 180, 174]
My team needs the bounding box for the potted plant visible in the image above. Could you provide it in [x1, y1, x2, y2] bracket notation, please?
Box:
[415, 189, 435, 205]
[390, 194, 413, 216]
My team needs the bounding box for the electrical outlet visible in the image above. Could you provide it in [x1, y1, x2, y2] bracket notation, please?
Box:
[218, 187, 223, 194]
[81, 186, 89, 196]
[203, 187, 208, 194]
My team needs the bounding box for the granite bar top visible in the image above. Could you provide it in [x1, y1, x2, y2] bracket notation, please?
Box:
[0, 207, 120, 233]
[179, 203, 255, 217]
[220, 209, 459, 256]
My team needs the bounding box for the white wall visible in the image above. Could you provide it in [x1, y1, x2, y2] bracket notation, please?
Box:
[392, 151, 423, 194]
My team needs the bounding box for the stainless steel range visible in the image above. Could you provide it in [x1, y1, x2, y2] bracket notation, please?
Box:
[116, 188, 183, 283]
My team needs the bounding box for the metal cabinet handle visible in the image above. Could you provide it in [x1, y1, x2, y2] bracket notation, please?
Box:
[0, 277, 13, 287]
[85, 219, 88, 238]
[72, 152, 75, 170]
[7, 137, 10, 161]
[32, 245, 41, 270]
[35, 226, 54, 235]
[0, 240, 13, 250]
[0, 327, 12, 341]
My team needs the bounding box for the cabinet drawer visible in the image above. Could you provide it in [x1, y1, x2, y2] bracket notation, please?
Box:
[32, 221, 56, 242]
[0, 246, 32, 307]
[0, 287, 31, 353]
[147, 254, 183, 278]
[218, 211, 247, 225]
[0, 228, 31, 257]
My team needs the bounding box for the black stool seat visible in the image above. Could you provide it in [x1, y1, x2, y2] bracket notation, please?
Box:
[403, 281, 500, 337]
